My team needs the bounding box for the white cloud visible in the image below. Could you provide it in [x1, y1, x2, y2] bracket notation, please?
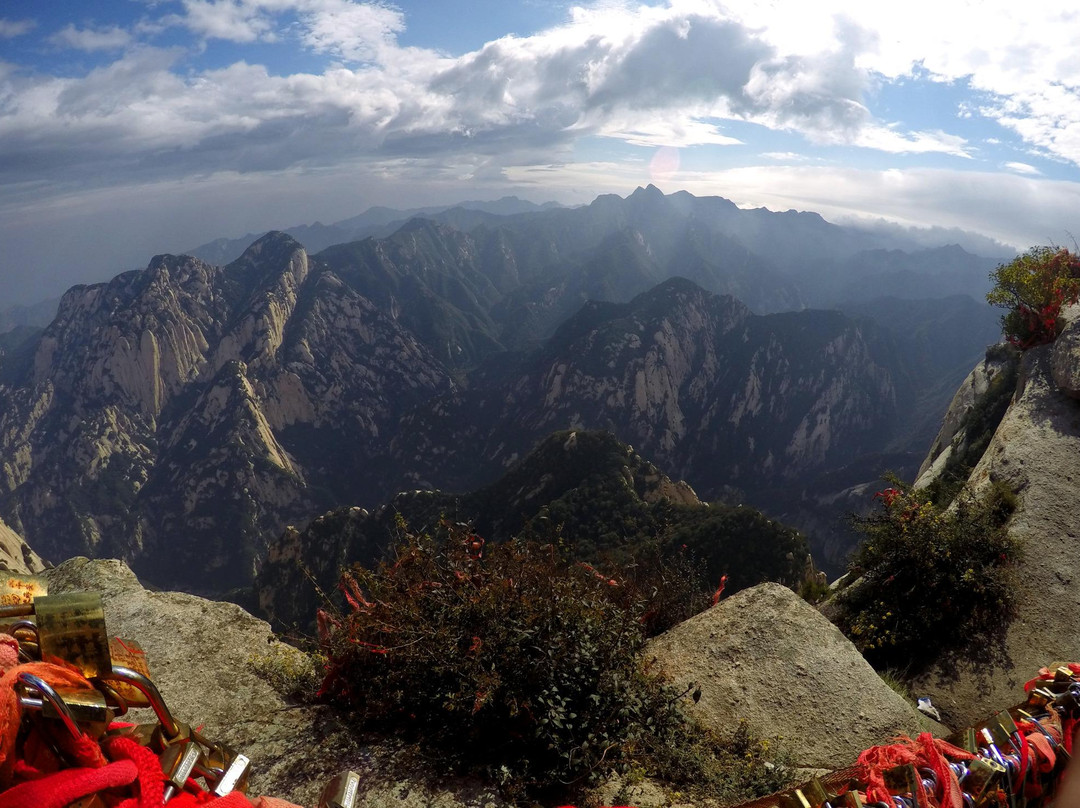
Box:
[50, 24, 133, 52]
[596, 116, 742, 148]
[171, 0, 406, 61]
[0, 18, 35, 38]
[176, 1, 277, 43]
[298, 0, 405, 62]
[761, 152, 811, 162]
[854, 126, 970, 158]
[1005, 161, 1042, 176]
[0, 0, 987, 200]
[719, 0, 1080, 167]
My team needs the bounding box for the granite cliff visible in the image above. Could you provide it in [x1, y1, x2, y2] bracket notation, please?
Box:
[913, 305, 1080, 725]
[0, 232, 452, 592]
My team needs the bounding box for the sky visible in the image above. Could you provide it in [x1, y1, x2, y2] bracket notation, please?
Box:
[3, 0, 1080, 305]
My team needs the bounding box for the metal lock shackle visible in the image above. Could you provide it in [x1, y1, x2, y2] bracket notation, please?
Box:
[97, 665, 180, 739]
[17, 672, 82, 740]
[10, 620, 40, 662]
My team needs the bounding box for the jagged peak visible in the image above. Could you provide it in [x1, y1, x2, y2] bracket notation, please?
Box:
[223, 231, 309, 303]
[393, 216, 445, 235]
[630, 183, 665, 199]
[628, 275, 748, 318]
[232, 230, 305, 264]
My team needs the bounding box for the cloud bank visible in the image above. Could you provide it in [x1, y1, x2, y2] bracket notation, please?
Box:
[3, 0, 1080, 304]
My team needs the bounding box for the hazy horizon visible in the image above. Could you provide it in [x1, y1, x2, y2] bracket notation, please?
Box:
[3, 0, 1079, 305]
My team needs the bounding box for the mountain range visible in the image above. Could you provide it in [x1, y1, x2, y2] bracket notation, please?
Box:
[0, 187, 1004, 592]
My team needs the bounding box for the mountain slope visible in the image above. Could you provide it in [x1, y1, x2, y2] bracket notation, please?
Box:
[256, 429, 811, 633]
[0, 188, 1005, 593]
[0, 233, 453, 591]
[390, 278, 900, 501]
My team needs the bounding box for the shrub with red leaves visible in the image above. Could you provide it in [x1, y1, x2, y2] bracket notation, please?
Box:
[318, 520, 678, 792]
[987, 246, 1080, 348]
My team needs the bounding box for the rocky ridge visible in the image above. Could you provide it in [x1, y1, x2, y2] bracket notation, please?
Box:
[0, 232, 451, 591]
[914, 305, 1080, 725]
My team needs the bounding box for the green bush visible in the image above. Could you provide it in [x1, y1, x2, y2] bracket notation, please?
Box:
[598, 541, 711, 637]
[835, 480, 1020, 670]
[987, 246, 1080, 348]
[317, 520, 789, 801]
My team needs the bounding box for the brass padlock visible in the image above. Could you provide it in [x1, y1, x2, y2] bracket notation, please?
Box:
[106, 637, 153, 708]
[0, 574, 46, 606]
[804, 778, 830, 808]
[843, 792, 863, 808]
[34, 592, 111, 677]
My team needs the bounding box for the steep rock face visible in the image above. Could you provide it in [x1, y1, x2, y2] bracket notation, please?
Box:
[391, 279, 898, 501]
[916, 348, 1017, 483]
[915, 330, 1080, 725]
[648, 583, 945, 769]
[45, 557, 507, 808]
[0, 233, 453, 591]
[0, 515, 45, 574]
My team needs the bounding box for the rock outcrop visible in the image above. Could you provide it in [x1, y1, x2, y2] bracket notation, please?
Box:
[44, 557, 507, 808]
[915, 346, 1018, 485]
[0, 515, 45, 574]
[914, 318, 1080, 725]
[648, 583, 945, 769]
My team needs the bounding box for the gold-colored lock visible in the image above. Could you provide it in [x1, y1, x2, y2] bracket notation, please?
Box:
[804, 778, 830, 808]
[34, 592, 112, 678]
[843, 791, 864, 808]
[106, 637, 153, 708]
[45, 687, 113, 738]
[0, 574, 46, 606]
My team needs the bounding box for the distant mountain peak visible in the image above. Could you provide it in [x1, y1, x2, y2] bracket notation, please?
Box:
[630, 184, 666, 200]
[235, 230, 303, 259]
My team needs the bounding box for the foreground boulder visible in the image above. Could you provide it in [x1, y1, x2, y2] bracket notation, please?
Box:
[647, 583, 945, 769]
[44, 557, 506, 808]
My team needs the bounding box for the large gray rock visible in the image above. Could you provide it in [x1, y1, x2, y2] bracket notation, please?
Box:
[44, 557, 507, 808]
[915, 343, 1080, 725]
[647, 583, 945, 769]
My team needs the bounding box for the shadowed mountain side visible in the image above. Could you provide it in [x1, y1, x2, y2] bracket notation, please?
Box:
[388, 278, 900, 510]
[255, 430, 811, 634]
[0, 188, 1004, 595]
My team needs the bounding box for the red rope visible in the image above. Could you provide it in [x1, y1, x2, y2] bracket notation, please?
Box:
[105, 735, 165, 808]
[0, 760, 137, 808]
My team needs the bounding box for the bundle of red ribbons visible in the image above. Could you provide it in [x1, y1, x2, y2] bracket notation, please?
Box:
[732, 663, 1080, 808]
